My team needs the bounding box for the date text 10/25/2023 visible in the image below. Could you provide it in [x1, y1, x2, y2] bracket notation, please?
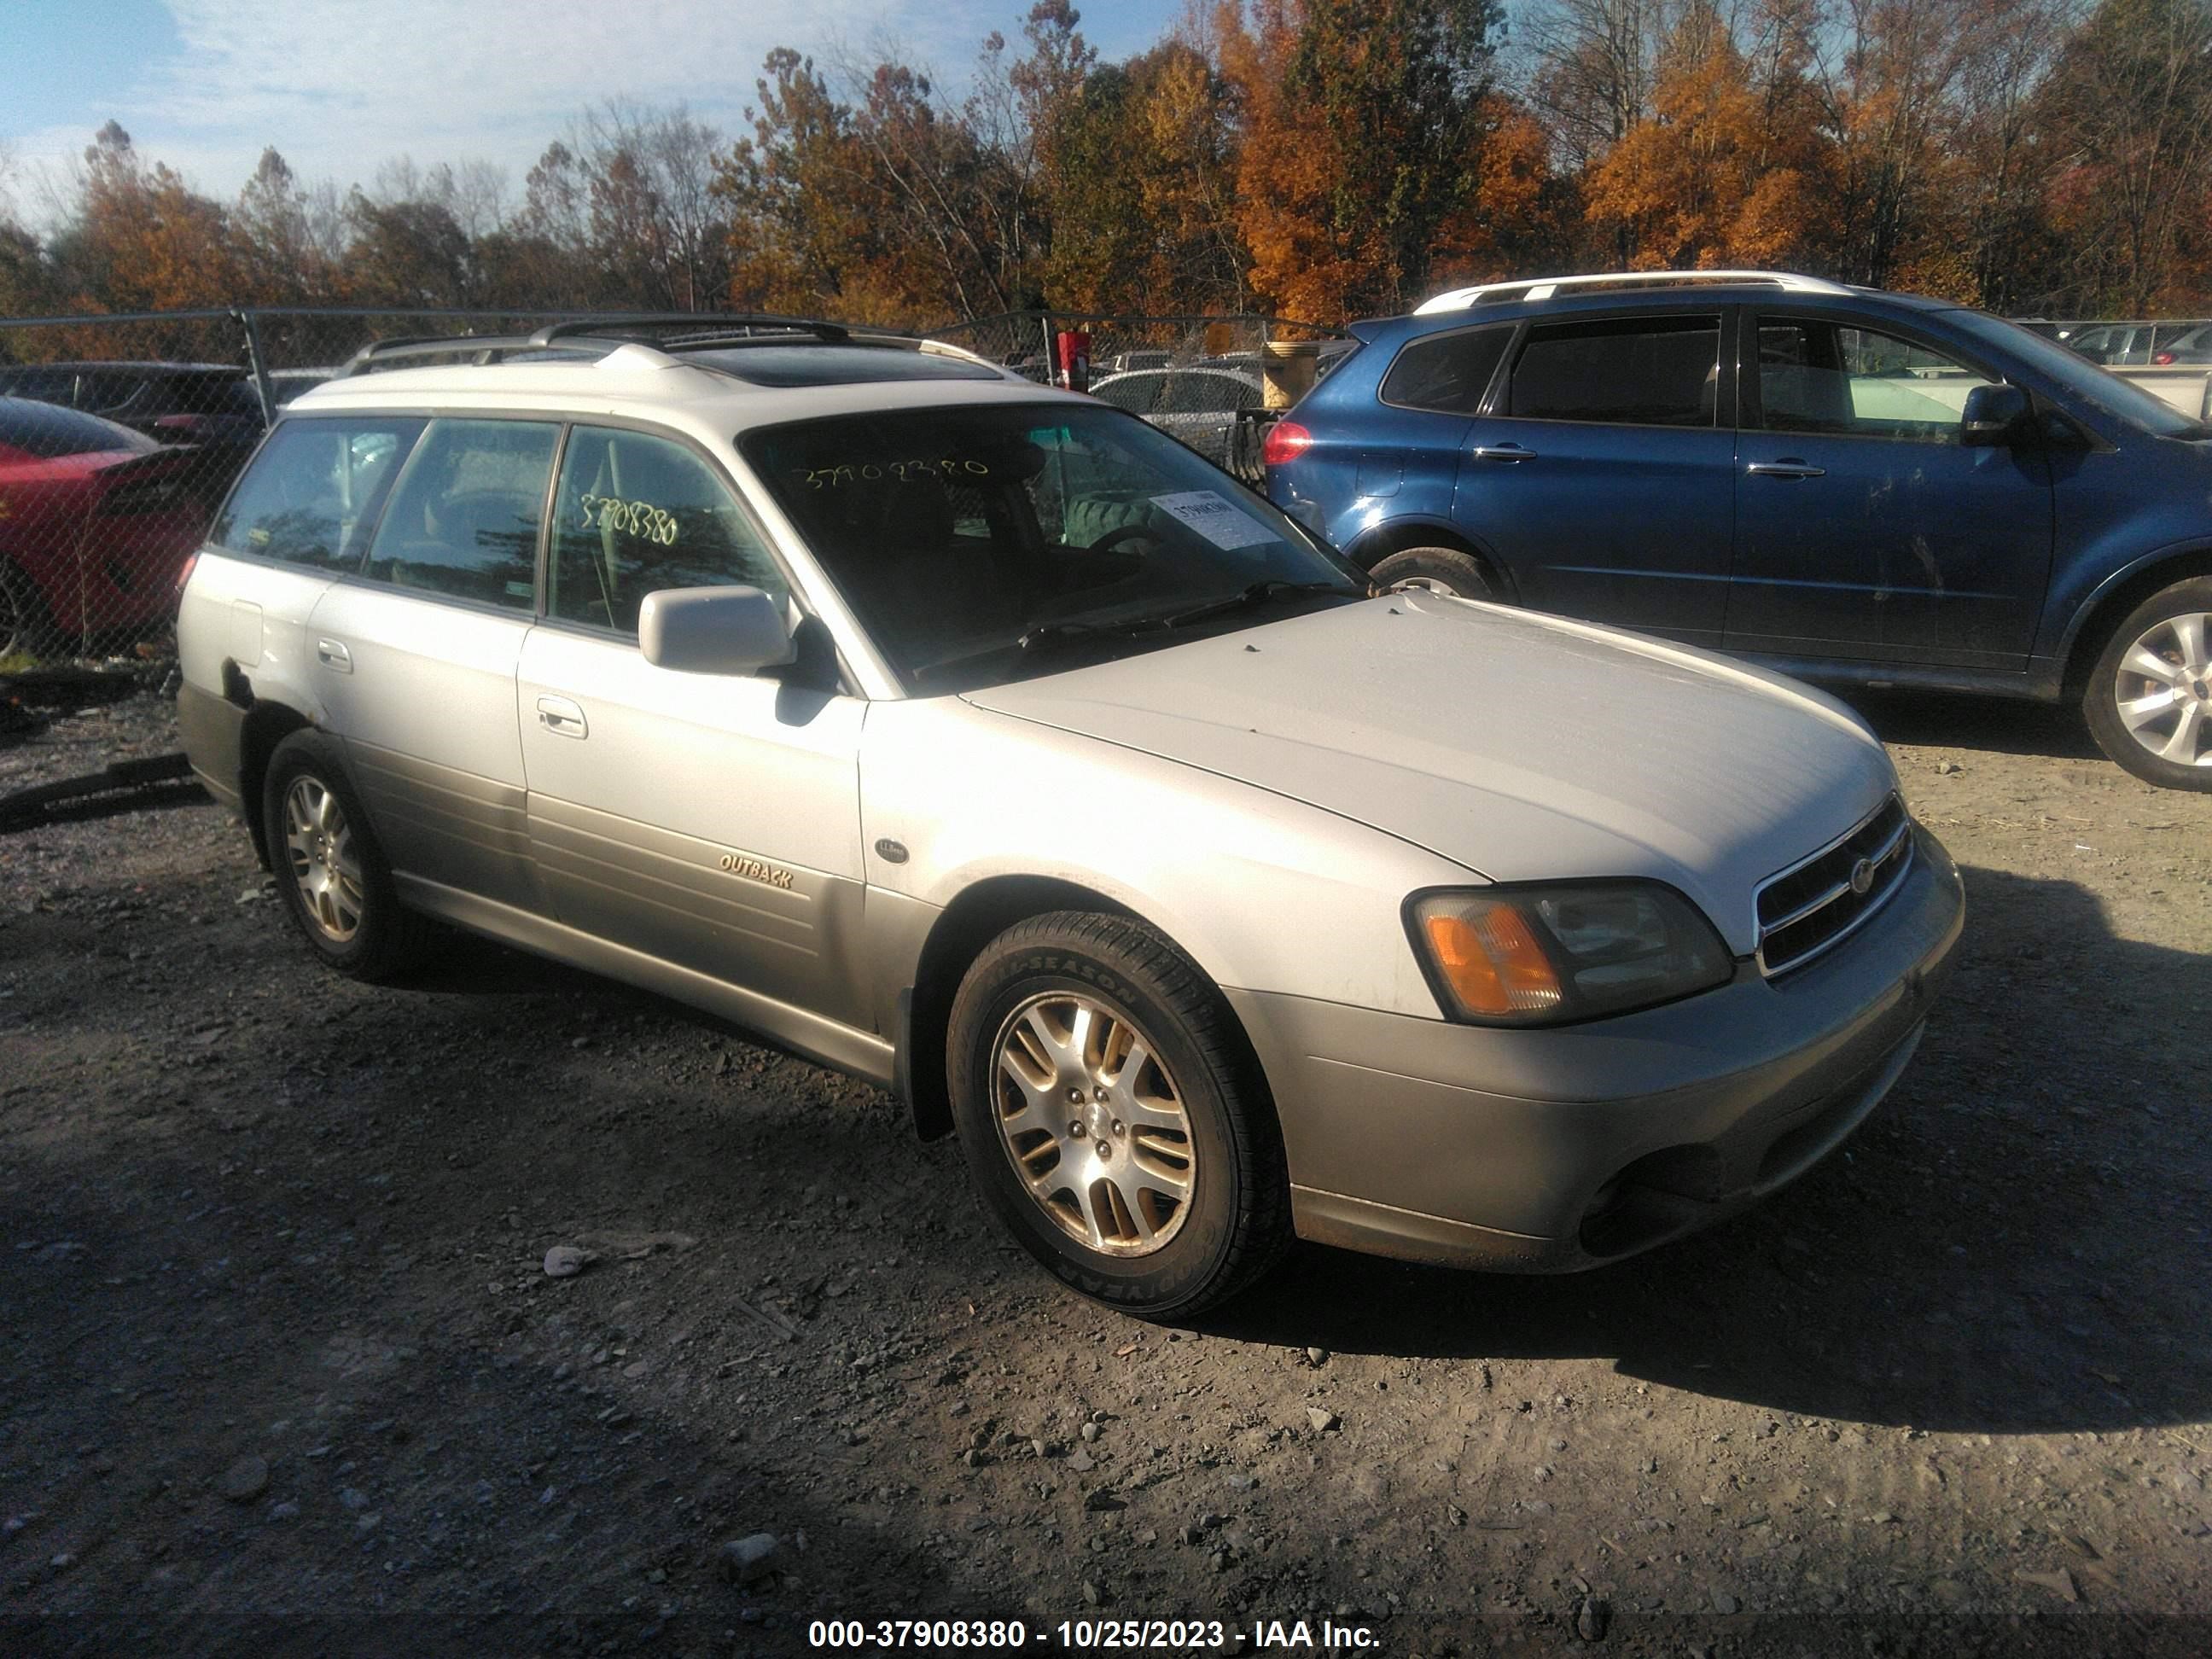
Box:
[806, 1616, 1380, 1650]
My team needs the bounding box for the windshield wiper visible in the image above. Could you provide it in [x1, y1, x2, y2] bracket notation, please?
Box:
[1160, 579, 1367, 630]
[1010, 580, 1364, 659]
[1015, 617, 1173, 653]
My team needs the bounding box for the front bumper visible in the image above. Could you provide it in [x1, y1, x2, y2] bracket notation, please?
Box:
[1229, 824, 1965, 1272]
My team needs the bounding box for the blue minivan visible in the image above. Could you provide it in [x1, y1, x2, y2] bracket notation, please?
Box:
[1262, 271, 2212, 789]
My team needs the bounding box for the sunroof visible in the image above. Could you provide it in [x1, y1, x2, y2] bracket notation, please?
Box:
[689, 344, 1001, 387]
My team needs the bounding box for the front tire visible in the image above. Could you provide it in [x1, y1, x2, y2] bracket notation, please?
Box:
[2082, 576, 2212, 790]
[260, 731, 432, 979]
[946, 912, 1290, 1318]
[1369, 544, 1497, 600]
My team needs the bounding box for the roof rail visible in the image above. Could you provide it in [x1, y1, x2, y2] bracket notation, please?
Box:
[1414, 270, 1854, 314]
[529, 311, 853, 347]
[341, 334, 582, 376]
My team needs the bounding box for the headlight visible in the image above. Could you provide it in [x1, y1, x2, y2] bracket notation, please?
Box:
[1406, 882, 1733, 1027]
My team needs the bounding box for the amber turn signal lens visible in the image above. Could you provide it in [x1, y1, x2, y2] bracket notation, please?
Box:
[1423, 904, 1563, 1016]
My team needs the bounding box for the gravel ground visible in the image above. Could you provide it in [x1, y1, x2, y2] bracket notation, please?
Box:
[2, 688, 2209, 1657]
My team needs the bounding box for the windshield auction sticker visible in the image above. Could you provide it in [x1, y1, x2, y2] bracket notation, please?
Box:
[1150, 490, 1276, 550]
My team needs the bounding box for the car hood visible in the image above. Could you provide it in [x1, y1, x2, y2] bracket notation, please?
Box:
[961, 593, 1897, 954]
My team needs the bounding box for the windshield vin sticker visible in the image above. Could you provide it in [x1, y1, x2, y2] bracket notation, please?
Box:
[1150, 490, 1274, 550]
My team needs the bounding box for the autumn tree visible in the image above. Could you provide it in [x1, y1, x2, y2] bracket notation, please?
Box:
[232, 148, 342, 302]
[52, 122, 242, 314]
[1522, 0, 1667, 172]
[2036, 0, 2212, 311]
[339, 189, 475, 306]
[1219, 0, 1505, 318]
[1044, 39, 1249, 310]
[1580, 3, 1831, 271]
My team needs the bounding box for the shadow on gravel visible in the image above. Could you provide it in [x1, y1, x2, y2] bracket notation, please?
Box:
[1837, 688, 2104, 762]
[1203, 863, 2212, 1438]
[7, 843, 2204, 1653]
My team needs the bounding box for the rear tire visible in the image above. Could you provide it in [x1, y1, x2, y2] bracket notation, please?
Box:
[946, 911, 1291, 1318]
[2081, 575, 2212, 791]
[260, 731, 433, 979]
[1370, 545, 1497, 601]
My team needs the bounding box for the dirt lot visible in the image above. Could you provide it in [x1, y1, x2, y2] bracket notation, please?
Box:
[2, 685, 2209, 1658]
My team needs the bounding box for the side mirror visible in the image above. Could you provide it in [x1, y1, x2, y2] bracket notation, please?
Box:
[1960, 384, 2030, 446]
[637, 586, 795, 676]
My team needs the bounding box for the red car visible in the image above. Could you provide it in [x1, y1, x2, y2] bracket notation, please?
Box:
[0, 396, 212, 657]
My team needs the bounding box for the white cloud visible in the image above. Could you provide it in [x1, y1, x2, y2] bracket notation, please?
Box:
[49, 0, 1018, 200]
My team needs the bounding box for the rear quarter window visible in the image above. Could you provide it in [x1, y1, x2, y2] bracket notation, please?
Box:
[1381, 324, 1515, 413]
[212, 416, 427, 570]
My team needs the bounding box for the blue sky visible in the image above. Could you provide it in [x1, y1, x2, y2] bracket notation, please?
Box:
[0, 0, 1189, 217]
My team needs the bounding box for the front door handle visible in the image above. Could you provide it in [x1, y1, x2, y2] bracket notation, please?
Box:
[1745, 458, 1827, 479]
[315, 637, 352, 673]
[1470, 442, 1538, 462]
[536, 695, 588, 739]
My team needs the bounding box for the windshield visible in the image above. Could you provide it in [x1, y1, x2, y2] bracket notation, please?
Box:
[743, 402, 1363, 691]
[1947, 311, 2206, 437]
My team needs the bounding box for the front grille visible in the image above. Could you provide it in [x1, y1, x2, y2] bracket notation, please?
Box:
[1755, 795, 1912, 976]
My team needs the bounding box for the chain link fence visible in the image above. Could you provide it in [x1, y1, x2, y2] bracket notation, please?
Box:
[0, 306, 1345, 667]
[0, 306, 607, 666]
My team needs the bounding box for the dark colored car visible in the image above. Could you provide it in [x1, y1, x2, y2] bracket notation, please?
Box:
[0, 398, 209, 655]
[0, 361, 267, 448]
[1264, 271, 2212, 790]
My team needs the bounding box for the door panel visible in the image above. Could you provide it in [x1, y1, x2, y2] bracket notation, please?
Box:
[307, 583, 536, 905]
[1454, 313, 1734, 644]
[518, 422, 869, 1026]
[302, 416, 556, 905]
[1728, 316, 2053, 669]
[517, 627, 869, 1024]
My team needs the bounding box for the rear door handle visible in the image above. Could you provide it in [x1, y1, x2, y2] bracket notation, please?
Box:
[315, 637, 352, 672]
[1470, 443, 1538, 462]
[536, 695, 587, 738]
[1745, 458, 1826, 479]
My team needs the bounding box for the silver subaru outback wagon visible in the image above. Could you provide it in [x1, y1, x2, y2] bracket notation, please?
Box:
[176, 318, 1964, 1318]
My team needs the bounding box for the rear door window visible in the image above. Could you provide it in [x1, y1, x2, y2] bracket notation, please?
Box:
[211, 416, 425, 569]
[1506, 315, 1721, 427]
[1381, 324, 1514, 413]
[546, 426, 788, 633]
[362, 418, 558, 608]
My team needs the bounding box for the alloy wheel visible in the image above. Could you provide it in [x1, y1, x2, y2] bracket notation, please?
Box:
[282, 775, 366, 940]
[2112, 611, 2212, 767]
[989, 992, 1196, 1256]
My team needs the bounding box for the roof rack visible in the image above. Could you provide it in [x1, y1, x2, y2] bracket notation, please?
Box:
[341, 334, 578, 375]
[1414, 270, 1854, 313]
[335, 313, 1017, 389]
[340, 311, 884, 378]
[529, 311, 854, 347]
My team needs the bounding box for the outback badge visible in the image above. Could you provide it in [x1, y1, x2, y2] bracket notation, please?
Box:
[718, 851, 795, 890]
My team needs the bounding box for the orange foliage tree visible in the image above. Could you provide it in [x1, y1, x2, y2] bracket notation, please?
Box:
[1217, 0, 1505, 318]
[1581, 3, 1831, 271]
